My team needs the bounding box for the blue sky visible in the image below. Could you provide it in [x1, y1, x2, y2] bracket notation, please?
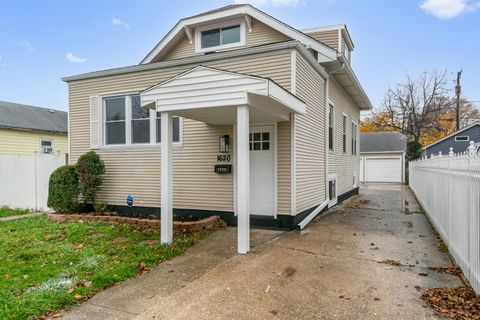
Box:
[0, 0, 479, 112]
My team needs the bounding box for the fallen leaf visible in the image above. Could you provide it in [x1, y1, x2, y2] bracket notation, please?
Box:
[4, 275, 10, 280]
[74, 294, 83, 300]
[73, 243, 83, 249]
[23, 274, 29, 280]
[84, 281, 93, 287]
[67, 288, 75, 294]
[168, 269, 175, 273]
[374, 297, 381, 301]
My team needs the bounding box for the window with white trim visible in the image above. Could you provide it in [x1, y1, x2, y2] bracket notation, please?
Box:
[328, 104, 334, 150]
[342, 114, 347, 153]
[196, 20, 245, 53]
[41, 139, 53, 153]
[455, 135, 469, 142]
[103, 95, 181, 146]
[351, 121, 358, 155]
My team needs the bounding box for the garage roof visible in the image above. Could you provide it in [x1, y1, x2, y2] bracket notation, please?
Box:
[360, 131, 406, 153]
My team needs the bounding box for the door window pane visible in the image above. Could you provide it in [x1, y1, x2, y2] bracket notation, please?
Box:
[221, 25, 240, 44]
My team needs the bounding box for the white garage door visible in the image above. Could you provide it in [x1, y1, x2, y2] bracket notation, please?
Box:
[365, 157, 402, 182]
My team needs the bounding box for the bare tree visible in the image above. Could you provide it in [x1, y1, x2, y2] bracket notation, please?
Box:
[374, 70, 451, 145]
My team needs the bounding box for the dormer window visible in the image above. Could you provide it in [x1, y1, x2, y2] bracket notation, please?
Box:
[195, 19, 245, 53]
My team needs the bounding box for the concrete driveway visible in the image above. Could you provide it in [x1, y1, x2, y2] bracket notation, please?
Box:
[61, 184, 462, 319]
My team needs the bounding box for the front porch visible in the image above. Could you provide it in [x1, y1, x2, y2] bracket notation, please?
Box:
[141, 66, 306, 254]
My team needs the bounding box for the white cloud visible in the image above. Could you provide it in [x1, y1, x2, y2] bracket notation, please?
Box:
[419, 0, 480, 19]
[18, 40, 35, 53]
[66, 52, 86, 63]
[112, 17, 130, 29]
[233, 0, 304, 7]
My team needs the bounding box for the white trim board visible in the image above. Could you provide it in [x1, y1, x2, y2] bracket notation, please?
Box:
[140, 4, 337, 64]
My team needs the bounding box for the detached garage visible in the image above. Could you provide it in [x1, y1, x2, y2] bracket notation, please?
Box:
[360, 132, 406, 183]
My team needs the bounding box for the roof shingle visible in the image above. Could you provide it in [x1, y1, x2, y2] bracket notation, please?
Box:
[360, 131, 406, 153]
[0, 101, 67, 134]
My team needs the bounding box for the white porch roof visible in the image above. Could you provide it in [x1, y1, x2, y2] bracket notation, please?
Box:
[140, 66, 306, 125]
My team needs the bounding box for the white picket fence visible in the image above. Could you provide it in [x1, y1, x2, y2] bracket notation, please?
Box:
[0, 153, 66, 211]
[409, 141, 480, 293]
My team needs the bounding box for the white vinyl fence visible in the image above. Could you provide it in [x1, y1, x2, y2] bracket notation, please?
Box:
[409, 142, 480, 293]
[0, 153, 66, 211]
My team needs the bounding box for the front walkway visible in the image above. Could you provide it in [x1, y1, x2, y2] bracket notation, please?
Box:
[61, 184, 462, 319]
[0, 212, 44, 221]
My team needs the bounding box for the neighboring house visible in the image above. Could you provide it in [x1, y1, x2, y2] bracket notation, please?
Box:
[0, 101, 68, 155]
[360, 132, 406, 183]
[422, 122, 480, 157]
[63, 4, 372, 253]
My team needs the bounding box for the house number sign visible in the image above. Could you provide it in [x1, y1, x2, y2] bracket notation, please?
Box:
[217, 154, 231, 162]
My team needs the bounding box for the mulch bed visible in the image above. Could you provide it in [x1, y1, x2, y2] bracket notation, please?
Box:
[421, 286, 480, 320]
[48, 213, 222, 234]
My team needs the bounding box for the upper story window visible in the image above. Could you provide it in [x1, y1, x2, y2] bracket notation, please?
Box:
[455, 135, 469, 142]
[104, 95, 181, 147]
[342, 114, 347, 153]
[196, 20, 246, 53]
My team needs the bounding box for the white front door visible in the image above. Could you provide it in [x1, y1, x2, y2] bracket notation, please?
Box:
[249, 125, 275, 216]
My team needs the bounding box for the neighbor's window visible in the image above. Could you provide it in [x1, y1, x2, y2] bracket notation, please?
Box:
[455, 135, 469, 142]
[342, 114, 347, 153]
[41, 139, 53, 153]
[104, 95, 181, 146]
[131, 95, 150, 144]
[328, 104, 334, 150]
[351, 122, 358, 155]
[105, 97, 126, 145]
[200, 24, 241, 50]
[156, 112, 181, 143]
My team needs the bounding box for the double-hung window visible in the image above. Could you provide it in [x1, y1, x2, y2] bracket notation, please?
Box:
[104, 94, 181, 147]
[342, 114, 347, 153]
[351, 121, 358, 155]
[328, 104, 334, 150]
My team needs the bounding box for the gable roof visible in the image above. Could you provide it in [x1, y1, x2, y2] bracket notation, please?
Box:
[360, 131, 406, 153]
[422, 122, 480, 150]
[140, 4, 337, 64]
[0, 101, 68, 134]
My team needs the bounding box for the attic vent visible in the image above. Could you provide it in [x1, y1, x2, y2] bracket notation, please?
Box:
[48, 109, 55, 113]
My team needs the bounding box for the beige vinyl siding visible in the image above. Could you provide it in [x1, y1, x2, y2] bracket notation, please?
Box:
[305, 30, 339, 51]
[0, 128, 67, 156]
[328, 77, 360, 196]
[277, 121, 291, 214]
[69, 50, 291, 212]
[159, 19, 290, 62]
[294, 52, 327, 214]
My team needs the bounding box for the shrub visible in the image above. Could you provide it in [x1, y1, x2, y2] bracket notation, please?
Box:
[47, 165, 80, 212]
[94, 201, 111, 214]
[76, 151, 105, 205]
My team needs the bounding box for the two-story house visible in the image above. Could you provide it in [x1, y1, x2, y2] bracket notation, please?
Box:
[63, 4, 372, 253]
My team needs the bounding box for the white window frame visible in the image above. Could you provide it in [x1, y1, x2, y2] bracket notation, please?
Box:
[455, 135, 469, 142]
[195, 19, 246, 53]
[100, 92, 183, 149]
[342, 112, 347, 154]
[328, 104, 334, 151]
[351, 120, 358, 156]
[327, 173, 338, 207]
[40, 139, 53, 153]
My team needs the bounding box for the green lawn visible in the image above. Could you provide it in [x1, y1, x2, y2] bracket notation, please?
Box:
[0, 207, 31, 218]
[0, 216, 210, 320]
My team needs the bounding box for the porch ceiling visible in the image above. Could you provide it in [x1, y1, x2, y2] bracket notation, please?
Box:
[140, 66, 306, 125]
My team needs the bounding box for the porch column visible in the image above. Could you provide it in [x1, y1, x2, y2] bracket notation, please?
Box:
[236, 105, 250, 254]
[161, 111, 173, 244]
